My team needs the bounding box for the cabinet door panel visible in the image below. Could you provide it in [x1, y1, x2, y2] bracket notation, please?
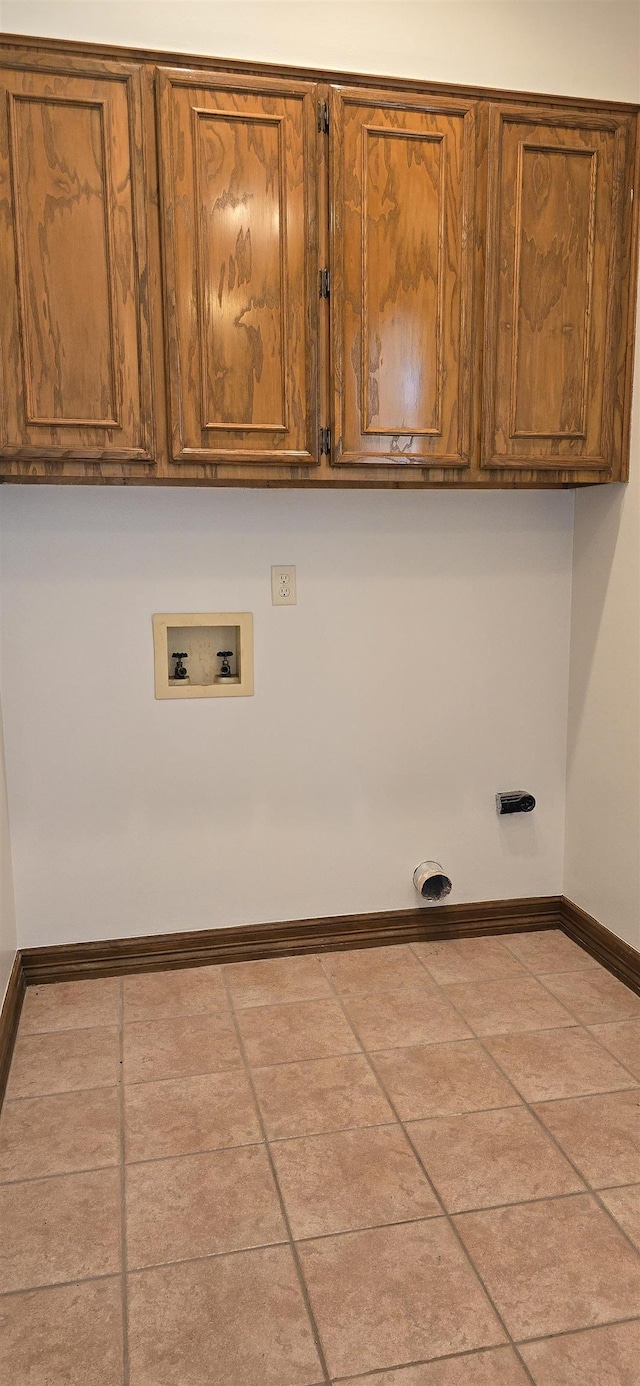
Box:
[0, 60, 153, 461]
[330, 86, 476, 467]
[157, 69, 318, 465]
[483, 105, 627, 471]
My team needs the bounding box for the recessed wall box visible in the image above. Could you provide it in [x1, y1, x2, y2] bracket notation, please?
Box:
[153, 613, 254, 699]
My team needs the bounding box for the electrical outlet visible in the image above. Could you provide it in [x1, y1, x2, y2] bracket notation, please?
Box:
[271, 565, 297, 605]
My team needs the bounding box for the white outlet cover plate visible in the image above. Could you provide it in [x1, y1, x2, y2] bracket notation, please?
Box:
[271, 565, 297, 605]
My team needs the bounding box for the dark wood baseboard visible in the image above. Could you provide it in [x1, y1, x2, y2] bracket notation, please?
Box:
[3, 894, 639, 1114]
[20, 895, 562, 984]
[0, 953, 25, 1106]
[9, 894, 640, 994]
[560, 897, 640, 996]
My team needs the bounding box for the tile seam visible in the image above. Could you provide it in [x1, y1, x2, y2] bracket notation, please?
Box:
[315, 952, 538, 1386]
[0, 1269, 122, 1302]
[5, 939, 640, 1373]
[407, 943, 640, 1281]
[4, 1081, 121, 1104]
[327, 1316, 640, 1383]
[220, 965, 333, 1385]
[515, 1311, 640, 1346]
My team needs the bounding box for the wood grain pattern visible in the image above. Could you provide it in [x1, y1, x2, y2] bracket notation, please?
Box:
[157, 67, 318, 465]
[0, 953, 25, 1107]
[19, 896, 561, 984]
[615, 92, 640, 485]
[561, 897, 640, 997]
[482, 104, 630, 473]
[11, 895, 639, 998]
[363, 126, 445, 435]
[330, 86, 477, 468]
[10, 93, 119, 427]
[0, 54, 154, 465]
[510, 143, 597, 439]
[0, 36, 637, 488]
[194, 111, 286, 432]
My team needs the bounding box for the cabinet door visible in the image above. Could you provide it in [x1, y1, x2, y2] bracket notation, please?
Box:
[0, 59, 153, 463]
[330, 86, 477, 469]
[157, 69, 318, 467]
[482, 105, 630, 474]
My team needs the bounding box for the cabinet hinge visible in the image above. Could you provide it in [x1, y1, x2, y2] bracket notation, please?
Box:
[319, 268, 330, 299]
[319, 427, 331, 456]
[318, 100, 330, 134]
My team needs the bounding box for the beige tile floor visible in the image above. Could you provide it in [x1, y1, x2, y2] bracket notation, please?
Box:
[1, 930, 640, 1384]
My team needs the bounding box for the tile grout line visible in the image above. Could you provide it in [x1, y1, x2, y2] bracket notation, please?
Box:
[406, 943, 640, 1274]
[219, 965, 333, 1386]
[504, 951, 640, 1084]
[512, 1311, 640, 1347]
[6, 1017, 639, 1104]
[595, 1178, 640, 1194]
[117, 978, 130, 1386]
[327, 1343, 528, 1382]
[459, 944, 640, 1250]
[419, 931, 640, 1037]
[230, 989, 393, 1012]
[328, 1348, 513, 1384]
[8, 1034, 635, 1121]
[3, 943, 640, 1369]
[0, 1261, 637, 1360]
[0, 1137, 267, 1189]
[0, 1268, 123, 1302]
[6, 1183, 637, 1310]
[3, 1159, 634, 1289]
[0, 1160, 122, 1189]
[15, 1002, 232, 1041]
[286, 1188, 593, 1236]
[408, 934, 638, 1088]
[315, 953, 539, 1386]
[6, 953, 640, 1247]
[327, 1315, 640, 1382]
[585, 1020, 640, 1079]
[11, 951, 637, 1085]
[293, 1187, 600, 1230]
[535, 966, 640, 1008]
[124, 1238, 291, 1277]
[13, 1021, 121, 1039]
[17, 942, 622, 1033]
[5, 1081, 122, 1105]
[436, 968, 640, 1066]
[504, 1089, 640, 1262]
[1, 1175, 636, 1304]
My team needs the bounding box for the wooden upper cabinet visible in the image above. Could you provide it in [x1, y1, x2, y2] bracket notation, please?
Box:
[329, 86, 477, 469]
[0, 57, 154, 463]
[156, 68, 318, 466]
[482, 104, 634, 476]
[0, 38, 637, 487]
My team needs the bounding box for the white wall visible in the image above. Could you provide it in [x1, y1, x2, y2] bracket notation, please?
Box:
[0, 697, 16, 998]
[0, 359, 16, 991]
[0, 1, 637, 951]
[1, 1, 638, 102]
[564, 465, 640, 949]
[564, 80, 640, 949]
[0, 488, 572, 946]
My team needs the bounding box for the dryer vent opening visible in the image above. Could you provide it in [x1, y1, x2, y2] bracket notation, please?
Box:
[413, 861, 452, 903]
